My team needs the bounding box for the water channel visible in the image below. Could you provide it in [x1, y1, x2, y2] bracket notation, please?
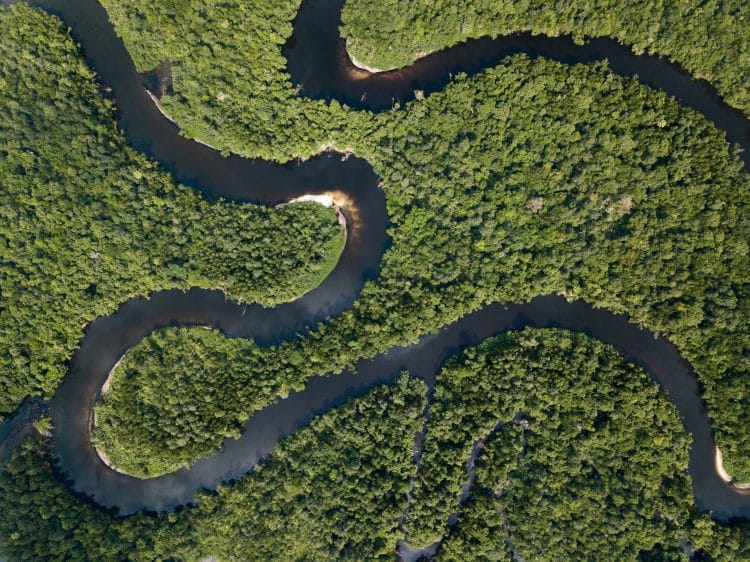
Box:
[1, 0, 749, 540]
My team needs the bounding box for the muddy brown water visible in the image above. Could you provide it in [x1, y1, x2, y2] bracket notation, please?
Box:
[1, 0, 749, 535]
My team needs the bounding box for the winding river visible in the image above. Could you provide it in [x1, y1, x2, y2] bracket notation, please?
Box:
[1, 0, 750, 543]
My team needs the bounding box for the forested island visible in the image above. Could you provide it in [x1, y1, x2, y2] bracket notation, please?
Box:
[1, 0, 749, 559]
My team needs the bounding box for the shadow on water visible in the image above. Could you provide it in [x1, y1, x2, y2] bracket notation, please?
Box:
[0, 0, 749, 532]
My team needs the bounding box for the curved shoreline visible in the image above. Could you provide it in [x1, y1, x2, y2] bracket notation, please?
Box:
[715, 447, 750, 490]
[284, 191, 351, 240]
[92, 354, 137, 477]
[348, 52, 384, 74]
[45, 294, 750, 519]
[0, 0, 747, 531]
[90, 192, 350, 479]
[286, 0, 749, 169]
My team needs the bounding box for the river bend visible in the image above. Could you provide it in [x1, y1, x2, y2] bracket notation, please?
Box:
[0, 0, 749, 529]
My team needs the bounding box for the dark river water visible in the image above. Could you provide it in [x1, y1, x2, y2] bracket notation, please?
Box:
[1, 0, 749, 539]
[286, 0, 750, 168]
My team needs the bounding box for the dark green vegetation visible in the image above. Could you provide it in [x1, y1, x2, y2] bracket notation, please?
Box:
[6, 332, 750, 560]
[341, 0, 750, 115]
[99, 0, 349, 160]
[94, 0, 750, 477]
[407, 329, 750, 560]
[97, 41, 750, 480]
[436, 424, 523, 561]
[94, 328, 290, 477]
[405, 329, 691, 552]
[2, 0, 750, 558]
[0, 4, 343, 419]
[0, 378, 425, 560]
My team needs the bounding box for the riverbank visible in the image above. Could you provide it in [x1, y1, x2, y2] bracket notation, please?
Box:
[38, 295, 750, 520]
[146, 90, 222, 151]
[92, 353, 137, 476]
[286, 190, 352, 235]
[715, 447, 750, 490]
[1, 0, 748, 530]
[348, 52, 383, 74]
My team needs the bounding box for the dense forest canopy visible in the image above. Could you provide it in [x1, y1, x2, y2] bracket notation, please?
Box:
[0, 0, 749, 559]
[4, 333, 750, 560]
[423, 331, 750, 560]
[94, 328, 295, 477]
[90, 0, 750, 479]
[98, 0, 350, 160]
[0, 4, 343, 419]
[340, 0, 750, 116]
[405, 329, 692, 556]
[95, 17, 750, 478]
[0, 379, 426, 560]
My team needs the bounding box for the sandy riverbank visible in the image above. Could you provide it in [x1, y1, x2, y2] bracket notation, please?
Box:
[146, 90, 178, 125]
[146, 90, 221, 150]
[91, 354, 135, 476]
[348, 52, 383, 74]
[715, 446, 750, 489]
[284, 190, 355, 240]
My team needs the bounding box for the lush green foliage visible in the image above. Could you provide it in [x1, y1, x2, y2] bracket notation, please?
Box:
[361, 58, 750, 479]
[436, 424, 523, 561]
[413, 329, 750, 561]
[404, 329, 694, 557]
[10, 331, 750, 560]
[95, 0, 750, 476]
[437, 492, 513, 561]
[341, 0, 750, 115]
[0, 4, 343, 419]
[3, 1, 750, 558]
[98, 0, 351, 160]
[689, 515, 750, 561]
[471, 423, 525, 496]
[94, 328, 288, 477]
[98, 49, 750, 478]
[0, 377, 425, 561]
